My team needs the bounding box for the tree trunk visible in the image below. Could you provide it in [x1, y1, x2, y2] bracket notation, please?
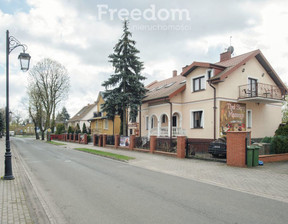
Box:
[34, 127, 39, 140]
[41, 131, 45, 140]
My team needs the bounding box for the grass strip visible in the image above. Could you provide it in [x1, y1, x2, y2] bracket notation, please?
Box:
[74, 148, 135, 161]
[46, 141, 66, 146]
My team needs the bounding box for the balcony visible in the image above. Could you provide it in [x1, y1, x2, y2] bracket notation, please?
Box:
[238, 83, 285, 103]
[93, 112, 103, 118]
[149, 127, 186, 137]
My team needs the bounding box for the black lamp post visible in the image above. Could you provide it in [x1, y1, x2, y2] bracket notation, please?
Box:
[4, 30, 31, 180]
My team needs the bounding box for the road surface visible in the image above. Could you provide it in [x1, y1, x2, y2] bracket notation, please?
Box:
[12, 137, 288, 224]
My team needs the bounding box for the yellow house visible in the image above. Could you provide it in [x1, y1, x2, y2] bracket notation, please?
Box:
[89, 92, 121, 136]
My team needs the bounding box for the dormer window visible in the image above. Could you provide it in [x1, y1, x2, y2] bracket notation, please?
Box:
[207, 69, 214, 80]
[156, 85, 164, 90]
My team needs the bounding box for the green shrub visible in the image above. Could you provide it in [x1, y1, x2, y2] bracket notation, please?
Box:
[87, 134, 91, 143]
[270, 135, 288, 154]
[275, 123, 288, 136]
[260, 136, 273, 143]
[75, 123, 81, 134]
[82, 123, 87, 134]
[56, 123, 65, 134]
[68, 126, 74, 134]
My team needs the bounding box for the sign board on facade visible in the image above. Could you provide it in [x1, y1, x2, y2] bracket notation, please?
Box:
[128, 123, 138, 128]
[120, 136, 130, 147]
[220, 101, 246, 137]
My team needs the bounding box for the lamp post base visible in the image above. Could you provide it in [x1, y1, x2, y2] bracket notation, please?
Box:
[4, 152, 15, 180]
[3, 175, 15, 180]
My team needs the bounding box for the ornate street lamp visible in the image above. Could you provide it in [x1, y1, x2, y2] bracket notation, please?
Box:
[4, 30, 31, 180]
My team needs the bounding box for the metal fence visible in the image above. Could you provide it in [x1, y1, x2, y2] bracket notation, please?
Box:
[106, 135, 115, 145]
[135, 137, 150, 149]
[186, 139, 224, 161]
[156, 138, 177, 153]
[94, 135, 99, 145]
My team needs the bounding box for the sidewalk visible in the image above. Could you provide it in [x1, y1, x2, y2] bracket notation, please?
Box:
[0, 138, 33, 224]
[61, 141, 288, 203]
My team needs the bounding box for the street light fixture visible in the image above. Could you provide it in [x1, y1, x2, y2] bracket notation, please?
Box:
[4, 30, 31, 180]
[18, 52, 31, 72]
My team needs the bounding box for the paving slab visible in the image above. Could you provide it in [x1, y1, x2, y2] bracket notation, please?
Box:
[0, 138, 33, 224]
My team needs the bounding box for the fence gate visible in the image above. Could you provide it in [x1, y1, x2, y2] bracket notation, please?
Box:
[186, 139, 226, 162]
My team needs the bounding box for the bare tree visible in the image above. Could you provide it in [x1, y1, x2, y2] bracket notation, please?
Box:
[27, 58, 70, 139]
[27, 84, 44, 139]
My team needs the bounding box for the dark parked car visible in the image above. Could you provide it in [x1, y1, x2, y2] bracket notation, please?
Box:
[208, 138, 226, 157]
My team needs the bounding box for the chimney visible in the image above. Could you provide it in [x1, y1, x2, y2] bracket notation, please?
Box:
[173, 70, 177, 77]
[220, 50, 231, 62]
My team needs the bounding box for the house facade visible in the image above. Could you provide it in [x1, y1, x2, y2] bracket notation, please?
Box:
[68, 102, 97, 132]
[139, 49, 287, 140]
[89, 92, 121, 136]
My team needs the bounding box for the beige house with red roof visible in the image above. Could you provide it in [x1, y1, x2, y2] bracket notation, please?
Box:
[68, 102, 97, 132]
[137, 48, 287, 140]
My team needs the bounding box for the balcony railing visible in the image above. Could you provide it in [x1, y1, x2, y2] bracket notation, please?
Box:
[149, 127, 186, 137]
[93, 112, 103, 118]
[239, 83, 285, 101]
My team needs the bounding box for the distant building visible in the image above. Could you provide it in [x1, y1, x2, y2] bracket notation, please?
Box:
[68, 102, 97, 132]
[89, 92, 121, 136]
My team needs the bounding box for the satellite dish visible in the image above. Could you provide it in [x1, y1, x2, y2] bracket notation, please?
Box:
[227, 46, 234, 54]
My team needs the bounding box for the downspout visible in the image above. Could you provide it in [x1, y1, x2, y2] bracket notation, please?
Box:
[168, 101, 172, 140]
[139, 105, 141, 137]
[164, 98, 173, 139]
[209, 81, 217, 140]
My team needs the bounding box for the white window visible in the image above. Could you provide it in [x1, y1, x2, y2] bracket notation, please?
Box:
[104, 119, 108, 130]
[190, 110, 204, 128]
[207, 69, 214, 79]
[247, 110, 252, 129]
[151, 117, 154, 129]
[192, 76, 205, 92]
[145, 116, 149, 130]
[162, 115, 166, 123]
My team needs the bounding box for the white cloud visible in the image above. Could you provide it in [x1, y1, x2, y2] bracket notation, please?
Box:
[1, 0, 288, 119]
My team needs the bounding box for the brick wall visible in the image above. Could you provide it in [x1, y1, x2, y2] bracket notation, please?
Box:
[227, 132, 248, 167]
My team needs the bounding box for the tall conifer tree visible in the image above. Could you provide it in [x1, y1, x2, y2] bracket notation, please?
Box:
[102, 20, 146, 136]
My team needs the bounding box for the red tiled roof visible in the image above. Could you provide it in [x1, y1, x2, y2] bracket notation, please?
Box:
[216, 50, 259, 67]
[210, 49, 260, 81]
[69, 103, 96, 122]
[145, 49, 288, 102]
[182, 49, 287, 93]
[143, 75, 186, 102]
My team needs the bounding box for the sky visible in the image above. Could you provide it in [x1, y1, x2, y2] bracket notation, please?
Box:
[0, 0, 288, 119]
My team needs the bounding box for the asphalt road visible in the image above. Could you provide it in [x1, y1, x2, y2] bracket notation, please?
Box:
[12, 137, 288, 224]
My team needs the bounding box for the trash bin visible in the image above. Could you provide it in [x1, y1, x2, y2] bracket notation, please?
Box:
[247, 145, 253, 167]
[252, 145, 260, 167]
